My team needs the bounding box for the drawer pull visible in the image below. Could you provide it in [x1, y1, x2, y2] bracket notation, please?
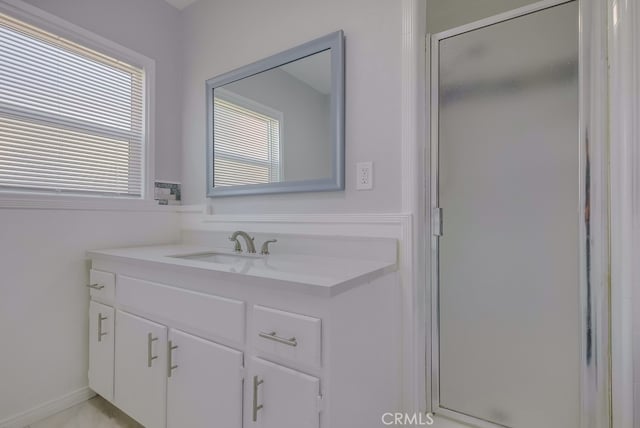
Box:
[252, 375, 264, 422]
[87, 283, 105, 290]
[97, 313, 108, 342]
[167, 340, 178, 377]
[258, 331, 298, 347]
[147, 333, 158, 367]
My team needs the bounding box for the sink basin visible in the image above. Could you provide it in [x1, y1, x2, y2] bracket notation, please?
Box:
[169, 251, 259, 264]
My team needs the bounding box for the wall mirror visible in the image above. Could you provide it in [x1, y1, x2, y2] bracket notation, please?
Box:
[206, 30, 344, 197]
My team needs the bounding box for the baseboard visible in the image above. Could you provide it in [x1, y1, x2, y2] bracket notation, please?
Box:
[0, 387, 96, 428]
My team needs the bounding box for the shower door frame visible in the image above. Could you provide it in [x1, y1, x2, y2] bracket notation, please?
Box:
[428, 0, 611, 427]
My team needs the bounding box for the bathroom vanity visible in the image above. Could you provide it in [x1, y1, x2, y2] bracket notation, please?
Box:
[86, 237, 400, 428]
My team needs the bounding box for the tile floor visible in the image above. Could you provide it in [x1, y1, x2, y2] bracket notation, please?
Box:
[25, 397, 472, 428]
[27, 397, 141, 428]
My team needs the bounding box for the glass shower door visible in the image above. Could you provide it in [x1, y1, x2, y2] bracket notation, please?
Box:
[433, 2, 580, 427]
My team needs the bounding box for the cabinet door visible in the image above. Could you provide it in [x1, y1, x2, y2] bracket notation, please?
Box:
[88, 301, 114, 401]
[248, 357, 320, 428]
[167, 329, 243, 428]
[114, 310, 167, 428]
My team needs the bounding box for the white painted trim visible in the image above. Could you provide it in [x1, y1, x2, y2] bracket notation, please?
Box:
[0, 194, 180, 212]
[176, 204, 206, 214]
[0, 0, 157, 204]
[182, 212, 410, 238]
[199, 212, 410, 224]
[397, 213, 420, 413]
[144, 60, 157, 202]
[401, 0, 421, 214]
[401, 0, 428, 414]
[608, 0, 637, 426]
[0, 387, 95, 428]
[0, 0, 153, 68]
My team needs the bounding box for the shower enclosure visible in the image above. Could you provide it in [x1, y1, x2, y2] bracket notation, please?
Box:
[429, 1, 610, 427]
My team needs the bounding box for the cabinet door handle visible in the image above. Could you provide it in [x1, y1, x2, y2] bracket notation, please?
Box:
[87, 283, 105, 290]
[97, 313, 108, 342]
[147, 333, 158, 367]
[167, 340, 178, 377]
[252, 375, 264, 422]
[259, 331, 298, 347]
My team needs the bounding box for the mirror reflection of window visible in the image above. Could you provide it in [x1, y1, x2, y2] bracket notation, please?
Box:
[213, 90, 282, 187]
[205, 31, 344, 197]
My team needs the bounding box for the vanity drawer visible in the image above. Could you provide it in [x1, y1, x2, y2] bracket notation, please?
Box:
[118, 276, 245, 345]
[89, 269, 115, 304]
[252, 305, 321, 368]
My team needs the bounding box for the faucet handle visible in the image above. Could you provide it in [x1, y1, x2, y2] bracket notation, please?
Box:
[260, 239, 278, 255]
[229, 236, 242, 253]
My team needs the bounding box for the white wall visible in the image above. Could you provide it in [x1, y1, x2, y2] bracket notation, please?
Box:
[0, 208, 179, 424]
[181, 0, 403, 212]
[0, 0, 184, 424]
[23, 0, 184, 183]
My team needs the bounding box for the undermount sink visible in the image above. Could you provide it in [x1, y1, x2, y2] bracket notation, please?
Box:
[169, 251, 260, 264]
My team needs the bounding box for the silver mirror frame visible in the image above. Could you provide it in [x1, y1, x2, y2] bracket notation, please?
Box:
[205, 30, 345, 197]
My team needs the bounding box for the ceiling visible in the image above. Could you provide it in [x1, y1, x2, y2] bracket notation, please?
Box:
[164, 0, 199, 10]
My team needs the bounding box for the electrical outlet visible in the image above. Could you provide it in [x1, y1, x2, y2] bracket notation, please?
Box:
[356, 162, 373, 190]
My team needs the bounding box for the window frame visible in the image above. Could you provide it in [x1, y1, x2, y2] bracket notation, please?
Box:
[0, 0, 156, 208]
[213, 87, 284, 186]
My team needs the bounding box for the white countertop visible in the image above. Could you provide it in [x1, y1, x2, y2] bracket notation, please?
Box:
[88, 244, 397, 297]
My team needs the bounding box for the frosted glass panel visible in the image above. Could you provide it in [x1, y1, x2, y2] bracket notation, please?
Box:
[437, 3, 579, 427]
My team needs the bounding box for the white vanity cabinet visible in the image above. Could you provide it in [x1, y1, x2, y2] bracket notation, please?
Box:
[247, 357, 321, 428]
[167, 329, 243, 428]
[252, 305, 322, 369]
[88, 301, 114, 401]
[114, 310, 167, 428]
[112, 309, 245, 428]
[88, 269, 115, 303]
[87, 242, 401, 428]
[87, 268, 116, 402]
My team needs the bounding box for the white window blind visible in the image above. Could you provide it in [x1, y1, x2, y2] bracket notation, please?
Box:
[0, 13, 145, 197]
[213, 96, 280, 187]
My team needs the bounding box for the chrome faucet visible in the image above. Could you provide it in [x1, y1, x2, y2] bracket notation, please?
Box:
[229, 230, 256, 253]
[260, 239, 278, 255]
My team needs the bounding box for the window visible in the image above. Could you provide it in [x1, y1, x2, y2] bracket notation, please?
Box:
[0, 11, 146, 197]
[213, 90, 281, 187]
